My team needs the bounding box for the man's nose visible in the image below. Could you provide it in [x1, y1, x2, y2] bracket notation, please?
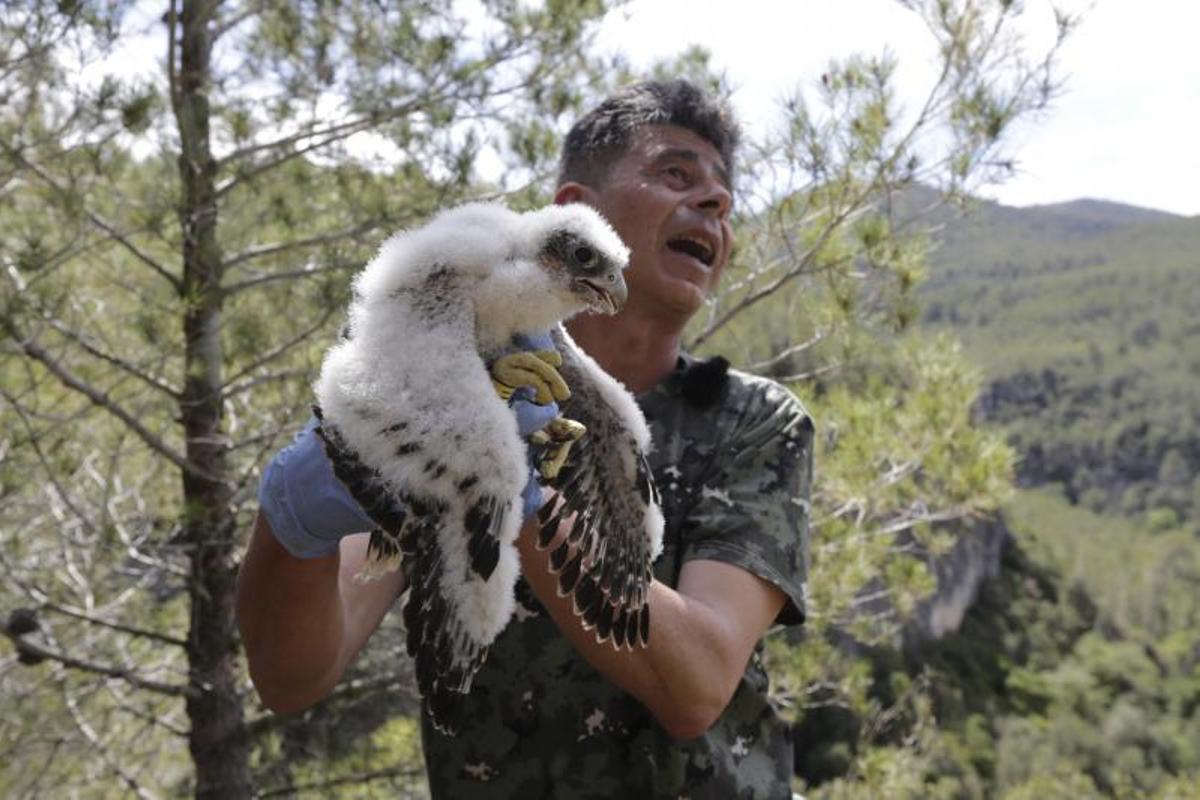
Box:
[691, 177, 732, 219]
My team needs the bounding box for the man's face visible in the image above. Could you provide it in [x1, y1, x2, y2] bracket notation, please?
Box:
[563, 125, 734, 322]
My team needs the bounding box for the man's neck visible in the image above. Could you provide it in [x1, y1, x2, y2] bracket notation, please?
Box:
[566, 310, 684, 395]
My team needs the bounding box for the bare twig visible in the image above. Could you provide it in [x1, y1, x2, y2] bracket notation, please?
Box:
[39, 315, 180, 399]
[221, 218, 384, 272]
[744, 329, 828, 373]
[4, 632, 198, 698]
[221, 368, 307, 401]
[220, 305, 337, 390]
[7, 331, 221, 484]
[38, 601, 187, 648]
[221, 261, 357, 297]
[61, 680, 159, 800]
[212, 2, 263, 40]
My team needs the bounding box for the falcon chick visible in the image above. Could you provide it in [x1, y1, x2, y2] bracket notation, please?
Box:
[313, 202, 664, 732]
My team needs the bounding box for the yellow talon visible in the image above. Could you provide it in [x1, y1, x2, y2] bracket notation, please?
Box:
[535, 416, 587, 480]
[492, 379, 515, 401]
[547, 417, 586, 442]
[534, 349, 563, 368]
[539, 440, 575, 480]
[490, 351, 571, 404]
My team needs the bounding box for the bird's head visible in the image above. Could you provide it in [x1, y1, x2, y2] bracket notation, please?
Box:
[521, 204, 630, 316]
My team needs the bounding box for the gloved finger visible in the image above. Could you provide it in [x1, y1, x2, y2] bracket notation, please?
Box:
[510, 395, 560, 437]
[510, 385, 536, 404]
[520, 469, 545, 520]
[491, 352, 571, 403]
[512, 330, 555, 351]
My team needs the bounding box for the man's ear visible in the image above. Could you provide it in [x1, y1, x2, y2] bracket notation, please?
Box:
[554, 182, 595, 206]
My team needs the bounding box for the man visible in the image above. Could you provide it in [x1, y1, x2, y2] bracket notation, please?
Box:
[238, 79, 813, 798]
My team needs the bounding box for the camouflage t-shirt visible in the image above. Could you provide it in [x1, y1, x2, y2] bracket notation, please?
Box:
[421, 354, 814, 799]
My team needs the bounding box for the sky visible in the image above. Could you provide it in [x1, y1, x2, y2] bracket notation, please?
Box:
[593, 0, 1200, 217]
[101, 1, 1198, 217]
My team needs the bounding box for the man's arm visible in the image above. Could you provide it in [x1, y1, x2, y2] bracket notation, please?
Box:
[237, 513, 407, 714]
[515, 521, 785, 740]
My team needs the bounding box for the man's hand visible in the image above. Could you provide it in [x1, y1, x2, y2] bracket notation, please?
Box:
[257, 419, 375, 559]
[492, 332, 586, 487]
[491, 349, 571, 404]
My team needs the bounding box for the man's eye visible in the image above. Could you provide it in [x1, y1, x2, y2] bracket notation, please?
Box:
[665, 166, 688, 182]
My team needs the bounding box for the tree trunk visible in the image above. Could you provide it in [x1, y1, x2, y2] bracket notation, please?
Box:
[174, 2, 251, 796]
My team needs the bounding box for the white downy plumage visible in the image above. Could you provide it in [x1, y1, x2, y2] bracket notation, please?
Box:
[313, 201, 663, 732]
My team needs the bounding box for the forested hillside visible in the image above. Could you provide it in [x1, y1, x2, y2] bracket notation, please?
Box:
[795, 193, 1200, 798]
[920, 197, 1200, 531]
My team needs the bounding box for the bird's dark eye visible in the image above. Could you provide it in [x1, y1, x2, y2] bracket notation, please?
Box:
[573, 245, 595, 267]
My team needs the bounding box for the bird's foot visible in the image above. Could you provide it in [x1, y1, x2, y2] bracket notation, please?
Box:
[490, 350, 569, 405]
[532, 417, 586, 479]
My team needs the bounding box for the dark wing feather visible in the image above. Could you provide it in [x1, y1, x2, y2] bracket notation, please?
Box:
[313, 407, 491, 735]
[540, 327, 663, 650]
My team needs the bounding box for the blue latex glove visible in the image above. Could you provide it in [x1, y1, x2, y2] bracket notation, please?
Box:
[257, 418, 375, 559]
[507, 331, 562, 520]
[510, 385, 559, 519]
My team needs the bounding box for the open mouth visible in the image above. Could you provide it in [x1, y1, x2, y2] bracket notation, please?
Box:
[666, 235, 715, 267]
[577, 279, 620, 315]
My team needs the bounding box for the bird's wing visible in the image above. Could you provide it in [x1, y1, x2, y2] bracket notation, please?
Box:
[314, 271, 527, 734]
[539, 326, 665, 650]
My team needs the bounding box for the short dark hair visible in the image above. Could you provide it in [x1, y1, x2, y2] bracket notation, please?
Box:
[557, 79, 740, 188]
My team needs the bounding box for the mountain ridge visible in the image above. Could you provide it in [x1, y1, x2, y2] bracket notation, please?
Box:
[917, 187, 1200, 531]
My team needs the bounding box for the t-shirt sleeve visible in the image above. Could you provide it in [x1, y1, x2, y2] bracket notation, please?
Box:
[678, 384, 813, 626]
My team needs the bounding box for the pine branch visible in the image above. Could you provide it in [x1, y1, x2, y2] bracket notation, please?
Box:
[7, 329, 222, 484]
[217, 114, 384, 173]
[39, 601, 187, 648]
[3, 388, 102, 540]
[211, 2, 263, 41]
[744, 329, 828, 374]
[221, 368, 307, 401]
[687, 206, 868, 350]
[221, 261, 357, 298]
[222, 219, 384, 272]
[38, 315, 181, 399]
[11, 154, 182, 293]
[773, 361, 843, 385]
[62, 680, 159, 800]
[3, 631, 198, 698]
[220, 305, 337, 390]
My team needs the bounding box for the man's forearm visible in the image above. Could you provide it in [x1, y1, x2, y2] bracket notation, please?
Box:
[515, 519, 782, 739]
[237, 513, 347, 713]
[237, 515, 406, 714]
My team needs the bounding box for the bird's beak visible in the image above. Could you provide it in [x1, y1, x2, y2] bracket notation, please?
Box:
[606, 269, 628, 313]
[578, 269, 628, 315]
